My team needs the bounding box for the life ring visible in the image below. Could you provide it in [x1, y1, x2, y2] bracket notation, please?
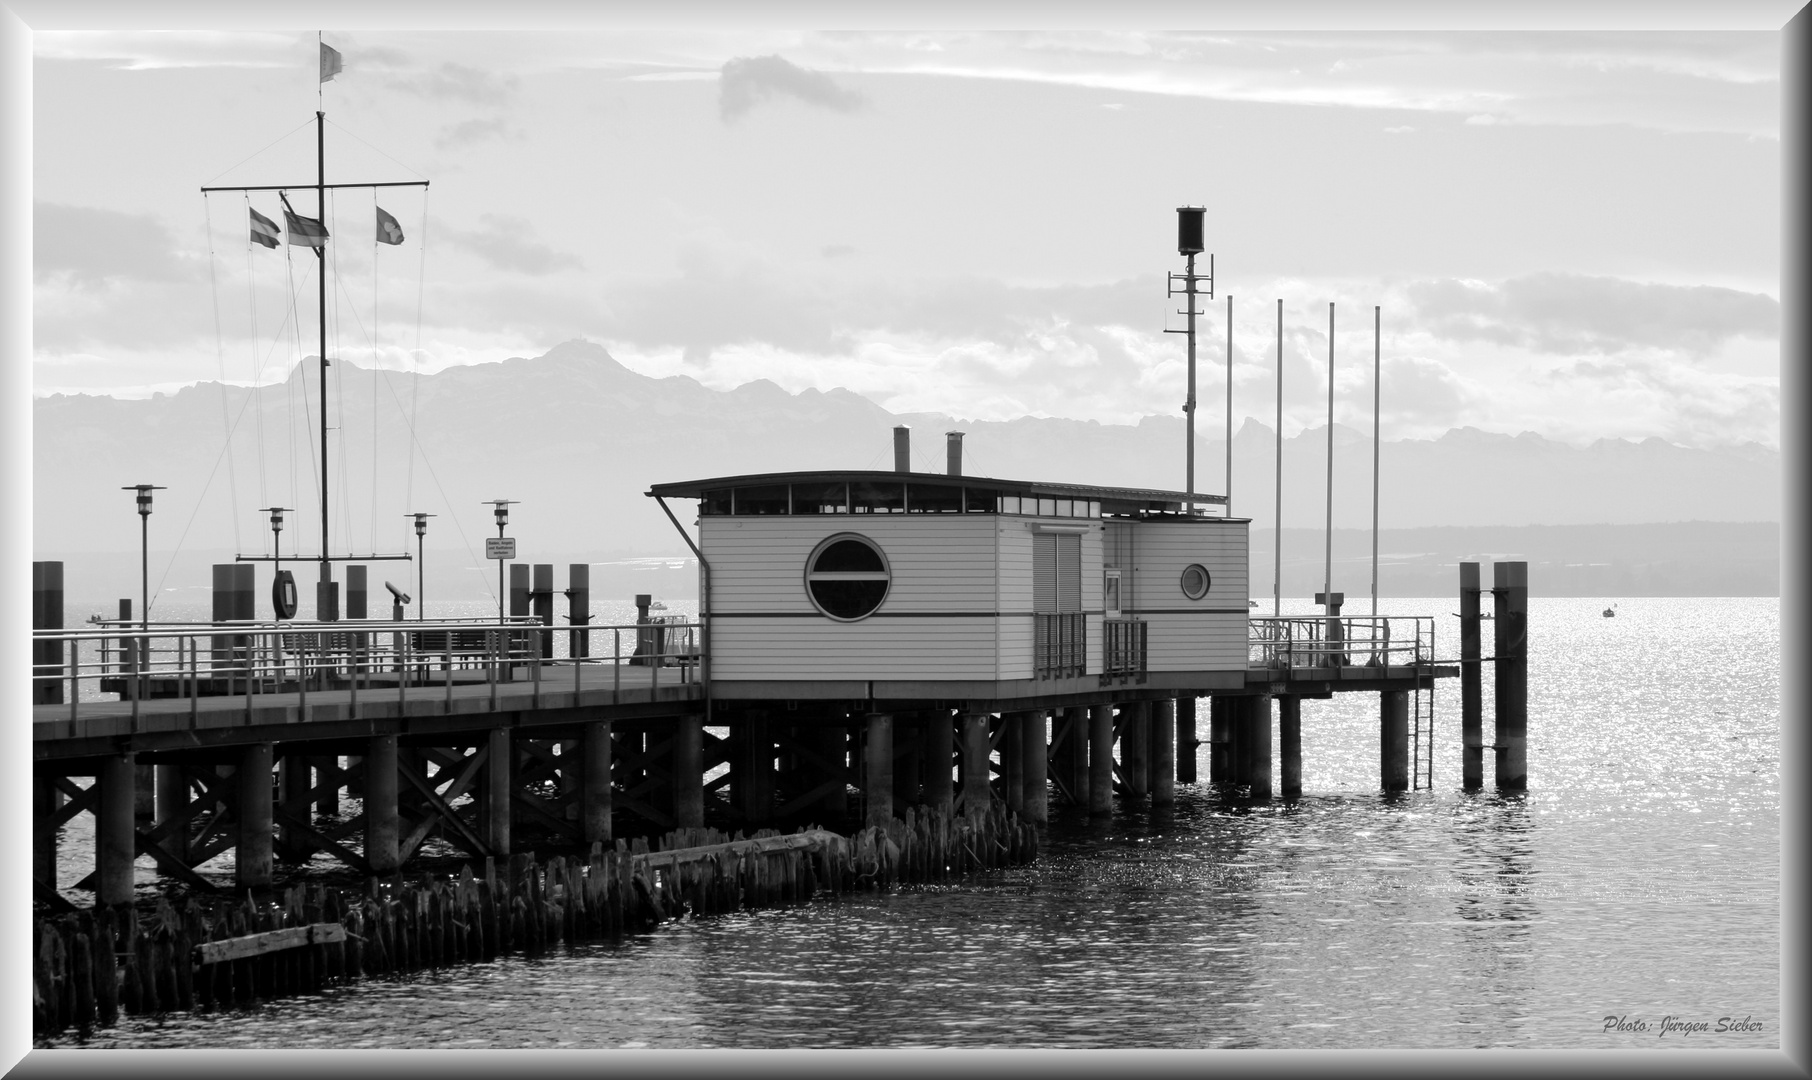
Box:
[272, 569, 298, 620]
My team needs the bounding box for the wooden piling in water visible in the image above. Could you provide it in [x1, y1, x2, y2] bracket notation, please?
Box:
[1460, 561, 1484, 791]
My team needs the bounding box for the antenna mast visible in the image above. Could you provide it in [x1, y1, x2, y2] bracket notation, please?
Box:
[1168, 207, 1212, 512]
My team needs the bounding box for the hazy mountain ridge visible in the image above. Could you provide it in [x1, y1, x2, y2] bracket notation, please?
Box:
[35, 341, 1780, 593]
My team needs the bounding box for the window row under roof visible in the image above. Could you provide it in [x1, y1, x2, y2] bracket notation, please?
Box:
[702, 481, 1105, 519]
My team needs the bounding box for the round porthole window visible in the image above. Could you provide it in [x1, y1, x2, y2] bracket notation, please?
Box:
[1180, 563, 1211, 600]
[805, 533, 891, 620]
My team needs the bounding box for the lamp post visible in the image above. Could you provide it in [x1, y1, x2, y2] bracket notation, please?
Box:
[121, 484, 165, 693]
[486, 500, 517, 625]
[259, 506, 295, 619]
[407, 513, 435, 620]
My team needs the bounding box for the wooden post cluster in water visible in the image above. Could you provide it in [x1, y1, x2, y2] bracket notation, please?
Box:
[31, 802, 1036, 1041]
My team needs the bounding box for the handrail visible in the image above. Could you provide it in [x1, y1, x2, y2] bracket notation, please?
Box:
[30, 617, 706, 723]
[1247, 615, 1436, 671]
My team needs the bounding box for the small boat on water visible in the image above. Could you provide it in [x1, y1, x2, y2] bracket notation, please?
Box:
[1603, 603, 1617, 618]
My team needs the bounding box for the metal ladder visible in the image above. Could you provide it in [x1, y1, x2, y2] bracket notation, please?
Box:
[1410, 622, 1437, 790]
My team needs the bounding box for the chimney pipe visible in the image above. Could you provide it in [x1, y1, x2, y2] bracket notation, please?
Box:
[893, 426, 911, 473]
[946, 431, 964, 476]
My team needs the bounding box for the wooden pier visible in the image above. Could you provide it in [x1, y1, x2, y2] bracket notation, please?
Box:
[31, 554, 1528, 914]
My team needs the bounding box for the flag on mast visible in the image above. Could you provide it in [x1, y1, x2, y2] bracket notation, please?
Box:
[249, 207, 281, 249]
[320, 42, 343, 83]
[376, 206, 405, 245]
[284, 210, 330, 248]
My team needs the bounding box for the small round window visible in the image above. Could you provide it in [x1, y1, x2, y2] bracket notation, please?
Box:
[1180, 563, 1211, 600]
[805, 533, 891, 620]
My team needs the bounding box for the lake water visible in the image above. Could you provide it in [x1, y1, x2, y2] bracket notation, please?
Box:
[42, 596, 1780, 1049]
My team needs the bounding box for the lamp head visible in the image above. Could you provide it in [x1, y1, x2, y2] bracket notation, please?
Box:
[122, 483, 167, 516]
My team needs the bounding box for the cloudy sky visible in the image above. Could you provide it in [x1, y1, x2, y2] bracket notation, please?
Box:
[30, 22, 1784, 449]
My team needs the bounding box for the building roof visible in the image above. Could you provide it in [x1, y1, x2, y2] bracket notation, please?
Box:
[646, 469, 1231, 516]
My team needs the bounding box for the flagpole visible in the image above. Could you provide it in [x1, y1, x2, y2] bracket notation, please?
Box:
[318, 105, 330, 607]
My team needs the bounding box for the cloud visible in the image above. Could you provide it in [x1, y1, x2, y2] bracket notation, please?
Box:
[434, 117, 521, 149]
[719, 55, 864, 121]
[441, 214, 582, 275]
[34, 203, 194, 286]
[1405, 273, 1777, 356]
[390, 62, 521, 106]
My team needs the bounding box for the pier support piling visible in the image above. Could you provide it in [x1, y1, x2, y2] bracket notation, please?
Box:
[97, 753, 137, 905]
[33, 777, 57, 890]
[960, 712, 991, 816]
[1380, 690, 1409, 792]
[278, 754, 311, 861]
[365, 735, 399, 875]
[999, 713, 1024, 813]
[1493, 561, 1529, 791]
[1152, 699, 1176, 805]
[1245, 696, 1273, 799]
[1021, 710, 1048, 824]
[1280, 695, 1302, 799]
[155, 766, 191, 863]
[582, 721, 612, 845]
[486, 728, 512, 857]
[1122, 702, 1149, 799]
[926, 712, 955, 815]
[674, 715, 704, 828]
[235, 743, 274, 889]
[1176, 696, 1197, 783]
[1460, 562, 1484, 791]
[1088, 705, 1114, 815]
[864, 713, 893, 829]
[1208, 697, 1232, 784]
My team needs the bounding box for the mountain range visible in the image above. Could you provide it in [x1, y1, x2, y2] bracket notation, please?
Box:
[32, 339, 1780, 605]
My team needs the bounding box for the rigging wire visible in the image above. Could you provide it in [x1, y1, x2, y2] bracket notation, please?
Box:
[324, 117, 430, 182]
[330, 188, 353, 558]
[202, 193, 243, 553]
[200, 117, 317, 189]
[371, 187, 381, 556]
[286, 239, 321, 554]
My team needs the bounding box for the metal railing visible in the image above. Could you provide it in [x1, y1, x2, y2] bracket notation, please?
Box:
[31, 616, 705, 728]
[1101, 617, 1147, 681]
[1034, 612, 1086, 680]
[1247, 615, 1436, 672]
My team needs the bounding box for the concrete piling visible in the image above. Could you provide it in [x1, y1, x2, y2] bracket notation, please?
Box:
[1208, 697, 1232, 784]
[1121, 702, 1149, 799]
[960, 713, 991, 815]
[926, 712, 954, 814]
[1460, 562, 1484, 791]
[1279, 695, 1302, 799]
[1493, 561, 1529, 791]
[97, 754, 137, 906]
[1151, 699, 1176, 805]
[582, 721, 613, 845]
[1021, 710, 1048, 824]
[486, 728, 512, 856]
[235, 743, 274, 889]
[999, 713, 1024, 813]
[674, 716, 704, 828]
[1245, 696, 1273, 799]
[1088, 705, 1113, 815]
[1175, 696, 1197, 783]
[864, 713, 893, 829]
[365, 736, 399, 874]
[1380, 691, 1409, 792]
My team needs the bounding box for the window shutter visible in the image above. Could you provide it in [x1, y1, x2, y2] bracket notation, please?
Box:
[1057, 534, 1081, 612]
[1033, 533, 1056, 613]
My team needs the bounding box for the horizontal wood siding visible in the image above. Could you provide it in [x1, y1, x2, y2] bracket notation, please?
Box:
[704, 516, 999, 614]
[1119, 519, 1249, 673]
[710, 616, 1005, 680]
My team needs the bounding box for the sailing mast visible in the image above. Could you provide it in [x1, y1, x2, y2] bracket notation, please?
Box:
[204, 34, 425, 618]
